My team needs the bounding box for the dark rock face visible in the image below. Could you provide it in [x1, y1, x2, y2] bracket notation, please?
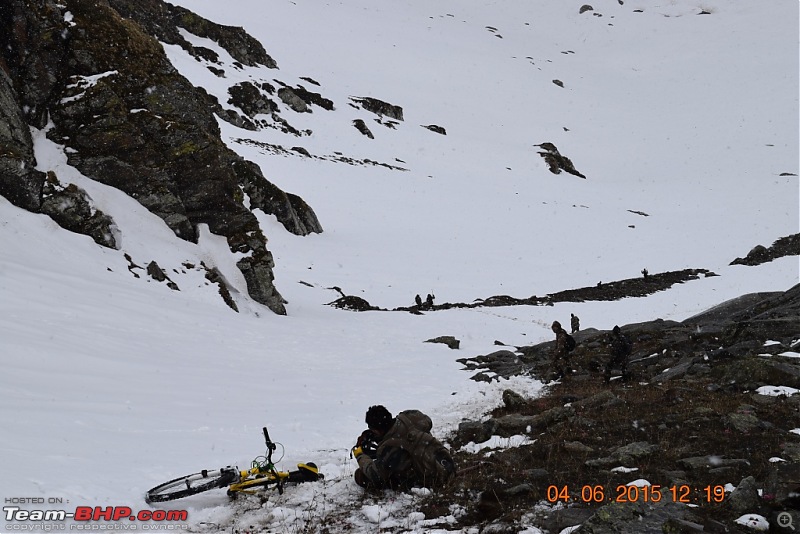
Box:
[0, 67, 44, 210]
[0, 0, 324, 314]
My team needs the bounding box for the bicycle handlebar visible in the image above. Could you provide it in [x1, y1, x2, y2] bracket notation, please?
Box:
[263, 427, 277, 452]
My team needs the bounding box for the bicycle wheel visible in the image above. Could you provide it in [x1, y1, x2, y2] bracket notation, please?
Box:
[145, 467, 238, 503]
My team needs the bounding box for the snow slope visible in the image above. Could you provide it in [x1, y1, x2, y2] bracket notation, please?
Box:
[0, 0, 797, 532]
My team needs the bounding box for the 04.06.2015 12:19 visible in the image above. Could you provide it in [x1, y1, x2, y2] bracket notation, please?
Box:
[546, 484, 726, 504]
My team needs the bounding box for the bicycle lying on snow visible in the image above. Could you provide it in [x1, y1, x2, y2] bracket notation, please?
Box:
[145, 427, 322, 503]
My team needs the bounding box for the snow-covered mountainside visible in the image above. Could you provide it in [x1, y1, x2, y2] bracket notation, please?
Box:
[0, 0, 797, 532]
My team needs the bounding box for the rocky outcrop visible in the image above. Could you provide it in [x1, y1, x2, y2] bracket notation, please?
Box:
[422, 124, 447, 135]
[352, 119, 374, 139]
[0, 0, 324, 314]
[107, 0, 278, 69]
[444, 284, 800, 533]
[535, 142, 586, 178]
[730, 233, 800, 266]
[350, 96, 404, 121]
[457, 284, 800, 384]
[0, 67, 44, 211]
[233, 159, 322, 236]
[41, 171, 117, 249]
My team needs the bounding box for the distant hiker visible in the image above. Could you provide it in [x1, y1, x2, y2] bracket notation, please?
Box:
[415, 294, 423, 308]
[641, 268, 649, 280]
[352, 405, 456, 491]
[570, 313, 580, 333]
[425, 293, 435, 309]
[550, 321, 576, 379]
[604, 325, 633, 383]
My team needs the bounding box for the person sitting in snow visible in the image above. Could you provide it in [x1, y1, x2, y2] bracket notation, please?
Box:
[352, 405, 456, 491]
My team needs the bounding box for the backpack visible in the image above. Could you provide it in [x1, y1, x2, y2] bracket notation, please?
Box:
[565, 333, 577, 353]
[384, 410, 456, 489]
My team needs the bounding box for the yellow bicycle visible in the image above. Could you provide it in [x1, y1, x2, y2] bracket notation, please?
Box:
[145, 427, 322, 503]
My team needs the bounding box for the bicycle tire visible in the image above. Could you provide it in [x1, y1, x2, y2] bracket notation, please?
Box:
[145, 467, 238, 503]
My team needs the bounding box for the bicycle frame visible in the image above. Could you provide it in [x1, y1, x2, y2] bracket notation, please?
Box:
[226, 427, 291, 496]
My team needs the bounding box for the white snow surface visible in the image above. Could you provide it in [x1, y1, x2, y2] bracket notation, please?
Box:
[1, 0, 798, 532]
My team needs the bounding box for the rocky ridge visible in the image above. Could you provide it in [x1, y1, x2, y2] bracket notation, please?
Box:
[326, 234, 799, 314]
[424, 284, 800, 533]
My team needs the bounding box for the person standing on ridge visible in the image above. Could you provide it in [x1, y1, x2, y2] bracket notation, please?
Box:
[551, 321, 573, 379]
[604, 325, 633, 383]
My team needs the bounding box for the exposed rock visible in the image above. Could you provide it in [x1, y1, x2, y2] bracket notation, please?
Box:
[501, 389, 532, 411]
[425, 336, 460, 350]
[563, 441, 594, 454]
[146, 260, 179, 290]
[328, 295, 379, 312]
[204, 265, 238, 312]
[725, 476, 762, 516]
[423, 124, 447, 135]
[0, 67, 45, 211]
[577, 493, 691, 534]
[40, 172, 117, 249]
[107, 0, 278, 68]
[456, 419, 498, 444]
[352, 119, 374, 139]
[283, 83, 334, 111]
[585, 441, 660, 467]
[278, 86, 310, 113]
[233, 159, 322, 236]
[730, 234, 800, 266]
[535, 142, 586, 178]
[724, 404, 764, 433]
[237, 252, 286, 314]
[350, 96, 404, 121]
[228, 81, 277, 117]
[456, 350, 526, 382]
